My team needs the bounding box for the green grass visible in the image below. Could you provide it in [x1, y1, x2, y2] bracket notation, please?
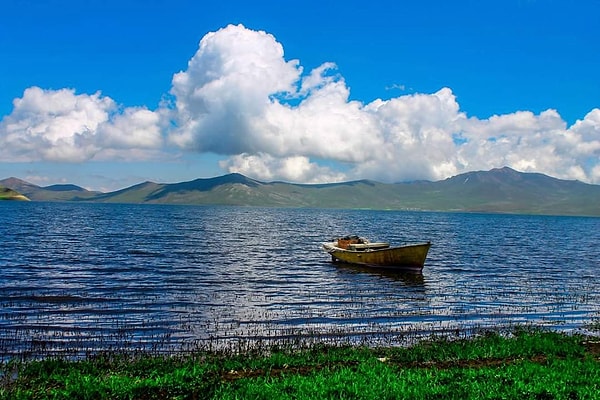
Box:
[2, 329, 599, 399]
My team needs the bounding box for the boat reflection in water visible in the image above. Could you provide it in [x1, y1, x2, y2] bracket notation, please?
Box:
[333, 262, 426, 287]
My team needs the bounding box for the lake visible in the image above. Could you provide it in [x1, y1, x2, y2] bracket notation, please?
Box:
[1, 202, 599, 359]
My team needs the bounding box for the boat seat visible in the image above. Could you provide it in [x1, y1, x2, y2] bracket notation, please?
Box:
[347, 242, 390, 250]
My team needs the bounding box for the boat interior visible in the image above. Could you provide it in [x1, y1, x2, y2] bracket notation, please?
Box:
[336, 235, 390, 251]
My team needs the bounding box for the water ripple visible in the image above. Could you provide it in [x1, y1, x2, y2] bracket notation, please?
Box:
[1, 202, 599, 358]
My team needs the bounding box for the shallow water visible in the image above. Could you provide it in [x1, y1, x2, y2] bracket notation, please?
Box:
[1, 202, 599, 358]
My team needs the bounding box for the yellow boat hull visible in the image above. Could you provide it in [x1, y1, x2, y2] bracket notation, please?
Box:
[323, 241, 431, 272]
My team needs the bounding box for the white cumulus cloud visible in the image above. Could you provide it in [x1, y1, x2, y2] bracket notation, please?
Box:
[2, 24, 599, 185]
[168, 24, 301, 155]
[0, 87, 163, 163]
[165, 24, 600, 184]
[220, 153, 347, 183]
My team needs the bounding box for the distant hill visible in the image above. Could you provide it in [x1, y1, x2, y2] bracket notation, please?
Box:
[0, 177, 99, 201]
[0, 185, 30, 201]
[44, 184, 89, 192]
[2, 167, 600, 216]
[91, 173, 264, 205]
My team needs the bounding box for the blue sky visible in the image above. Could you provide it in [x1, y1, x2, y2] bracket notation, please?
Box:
[1, 0, 599, 191]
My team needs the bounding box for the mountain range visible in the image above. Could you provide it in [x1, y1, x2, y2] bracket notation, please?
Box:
[2, 167, 600, 216]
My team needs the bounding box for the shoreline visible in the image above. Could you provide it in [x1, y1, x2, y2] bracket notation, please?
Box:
[2, 328, 599, 399]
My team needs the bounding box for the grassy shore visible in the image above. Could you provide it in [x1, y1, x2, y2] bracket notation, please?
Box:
[1, 328, 599, 399]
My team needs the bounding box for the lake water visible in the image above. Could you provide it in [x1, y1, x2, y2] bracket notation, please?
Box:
[1, 202, 599, 359]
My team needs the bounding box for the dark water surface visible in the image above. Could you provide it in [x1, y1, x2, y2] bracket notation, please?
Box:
[1, 202, 599, 358]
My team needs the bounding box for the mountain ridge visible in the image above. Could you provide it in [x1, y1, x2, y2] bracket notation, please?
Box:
[1, 167, 599, 216]
[0, 177, 100, 201]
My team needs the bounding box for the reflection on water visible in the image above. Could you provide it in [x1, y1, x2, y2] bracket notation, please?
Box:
[333, 264, 426, 287]
[1, 202, 599, 358]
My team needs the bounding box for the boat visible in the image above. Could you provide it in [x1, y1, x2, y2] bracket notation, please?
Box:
[322, 235, 431, 272]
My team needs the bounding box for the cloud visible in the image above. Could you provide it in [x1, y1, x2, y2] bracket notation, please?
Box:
[0, 86, 163, 163]
[454, 109, 600, 183]
[2, 24, 599, 185]
[168, 24, 301, 154]
[166, 24, 600, 184]
[220, 153, 347, 183]
[385, 83, 408, 91]
[97, 107, 162, 149]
